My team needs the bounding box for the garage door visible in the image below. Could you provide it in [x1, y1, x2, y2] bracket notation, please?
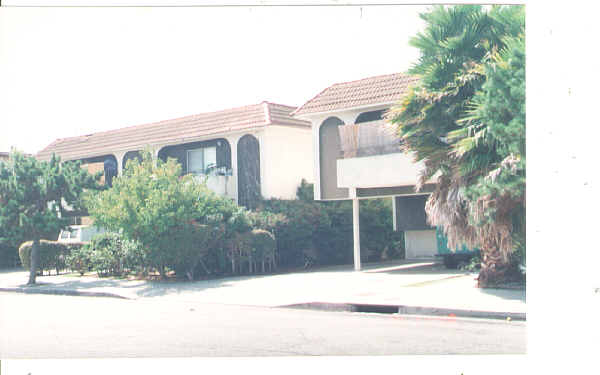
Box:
[405, 230, 438, 259]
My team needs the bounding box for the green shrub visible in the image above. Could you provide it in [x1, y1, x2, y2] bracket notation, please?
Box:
[87, 232, 144, 277]
[296, 178, 314, 202]
[255, 183, 402, 268]
[222, 228, 276, 274]
[121, 237, 148, 276]
[258, 199, 331, 268]
[169, 223, 219, 281]
[64, 232, 145, 277]
[382, 231, 405, 260]
[66, 245, 94, 275]
[18, 240, 73, 275]
[86, 151, 254, 279]
[0, 244, 20, 268]
[318, 200, 353, 265]
[459, 251, 482, 272]
[247, 229, 276, 273]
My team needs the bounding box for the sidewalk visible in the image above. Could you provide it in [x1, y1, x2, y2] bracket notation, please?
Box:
[0, 260, 526, 319]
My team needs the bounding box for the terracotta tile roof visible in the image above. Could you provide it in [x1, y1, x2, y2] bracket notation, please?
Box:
[37, 102, 310, 161]
[293, 72, 419, 117]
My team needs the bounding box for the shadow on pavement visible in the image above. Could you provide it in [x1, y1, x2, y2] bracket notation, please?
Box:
[15, 278, 136, 290]
[479, 287, 526, 302]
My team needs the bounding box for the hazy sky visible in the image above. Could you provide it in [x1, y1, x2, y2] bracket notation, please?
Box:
[0, 3, 429, 154]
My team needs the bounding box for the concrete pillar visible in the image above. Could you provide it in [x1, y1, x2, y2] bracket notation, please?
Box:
[229, 135, 240, 204]
[350, 187, 361, 271]
[256, 131, 266, 200]
[392, 196, 397, 231]
[313, 119, 322, 200]
[114, 151, 126, 175]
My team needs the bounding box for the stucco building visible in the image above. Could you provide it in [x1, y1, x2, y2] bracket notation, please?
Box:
[37, 102, 314, 208]
[293, 72, 438, 269]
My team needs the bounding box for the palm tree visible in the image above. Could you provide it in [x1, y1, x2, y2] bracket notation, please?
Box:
[387, 5, 525, 287]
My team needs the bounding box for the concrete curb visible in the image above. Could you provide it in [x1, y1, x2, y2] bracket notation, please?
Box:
[280, 302, 526, 321]
[0, 287, 131, 300]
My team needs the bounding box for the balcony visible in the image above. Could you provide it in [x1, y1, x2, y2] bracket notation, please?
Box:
[335, 120, 426, 189]
[191, 168, 236, 200]
[337, 120, 403, 159]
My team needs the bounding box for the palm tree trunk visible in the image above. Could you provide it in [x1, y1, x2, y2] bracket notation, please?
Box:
[27, 238, 40, 285]
[477, 242, 509, 288]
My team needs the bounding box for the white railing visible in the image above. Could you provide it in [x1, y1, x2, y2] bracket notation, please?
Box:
[192, 172, 236, 200]
[337, 120, 402, 158]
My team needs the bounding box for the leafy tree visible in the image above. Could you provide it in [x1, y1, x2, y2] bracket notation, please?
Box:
[85, 151, 244, 279]
[387, 5, 525, 286]
[0, 151, 100, 284]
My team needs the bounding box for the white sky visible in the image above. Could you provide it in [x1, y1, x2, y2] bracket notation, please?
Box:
[0, 2, 430, 154]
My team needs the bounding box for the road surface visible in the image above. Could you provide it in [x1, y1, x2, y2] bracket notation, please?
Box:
[0, 292, 526, 357]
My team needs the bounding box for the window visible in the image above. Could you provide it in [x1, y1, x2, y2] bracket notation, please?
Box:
[187, 147, 217, 175]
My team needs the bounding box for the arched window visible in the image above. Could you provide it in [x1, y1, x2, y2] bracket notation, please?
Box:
[103, 157, 117, 187]
[319, 117, 348, 200]
[237, 134, 261, 209]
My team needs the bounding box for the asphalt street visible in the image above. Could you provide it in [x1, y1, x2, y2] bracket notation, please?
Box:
[0, 292, 526, 357]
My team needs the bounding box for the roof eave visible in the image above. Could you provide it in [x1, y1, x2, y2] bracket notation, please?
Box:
[36, 123, 284, 163]
[293, 100, 400, 121]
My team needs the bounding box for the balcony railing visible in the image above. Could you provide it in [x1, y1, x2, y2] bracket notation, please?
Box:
[337, 120, 402, 158]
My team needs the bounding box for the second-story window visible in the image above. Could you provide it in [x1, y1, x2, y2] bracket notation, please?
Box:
[187, 147, 217, 175]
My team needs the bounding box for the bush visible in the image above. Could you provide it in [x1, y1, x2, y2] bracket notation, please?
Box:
[86, 151, 249, 279]
[0, 244, 20, 268]
[246, 229, 276, 273]
[258, 199, 331, 268]
[87, 232, 144, 277]
[296, 178, 314, 202]
[169, 223, 219, 281]
[66, 245, 94, 275]
[18, 240, 76, 275]
[255, 183, 403, 268]
[221, 228, 276, 275]
[382, 231, 405, 260]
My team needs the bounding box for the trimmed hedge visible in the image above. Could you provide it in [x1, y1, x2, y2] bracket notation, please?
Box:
[18, 240, 83, 275]
[169, 223, 220, 281]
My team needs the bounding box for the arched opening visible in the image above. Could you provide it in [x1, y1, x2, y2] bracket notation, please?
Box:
[122, 151, 142, 171]
[78, 154, 118, 187]
[237, 134, 261, 209]
[319, 117, 348, 200]
[158, 138, 231, 176]
[355, 109, 385, 124]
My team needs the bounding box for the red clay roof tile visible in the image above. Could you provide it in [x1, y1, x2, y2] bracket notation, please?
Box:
[293, 72, 419, 116]
[37, 102, 309, 161]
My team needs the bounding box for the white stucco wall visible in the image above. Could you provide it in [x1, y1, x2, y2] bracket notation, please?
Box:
[261, 125, 313, 200]
[337, 152, 426, 188]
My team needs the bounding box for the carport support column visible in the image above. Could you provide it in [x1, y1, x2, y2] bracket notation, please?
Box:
[114, 151, 125, 175]
[392, 196, 397, 231]
[350, 187, 361, 271]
